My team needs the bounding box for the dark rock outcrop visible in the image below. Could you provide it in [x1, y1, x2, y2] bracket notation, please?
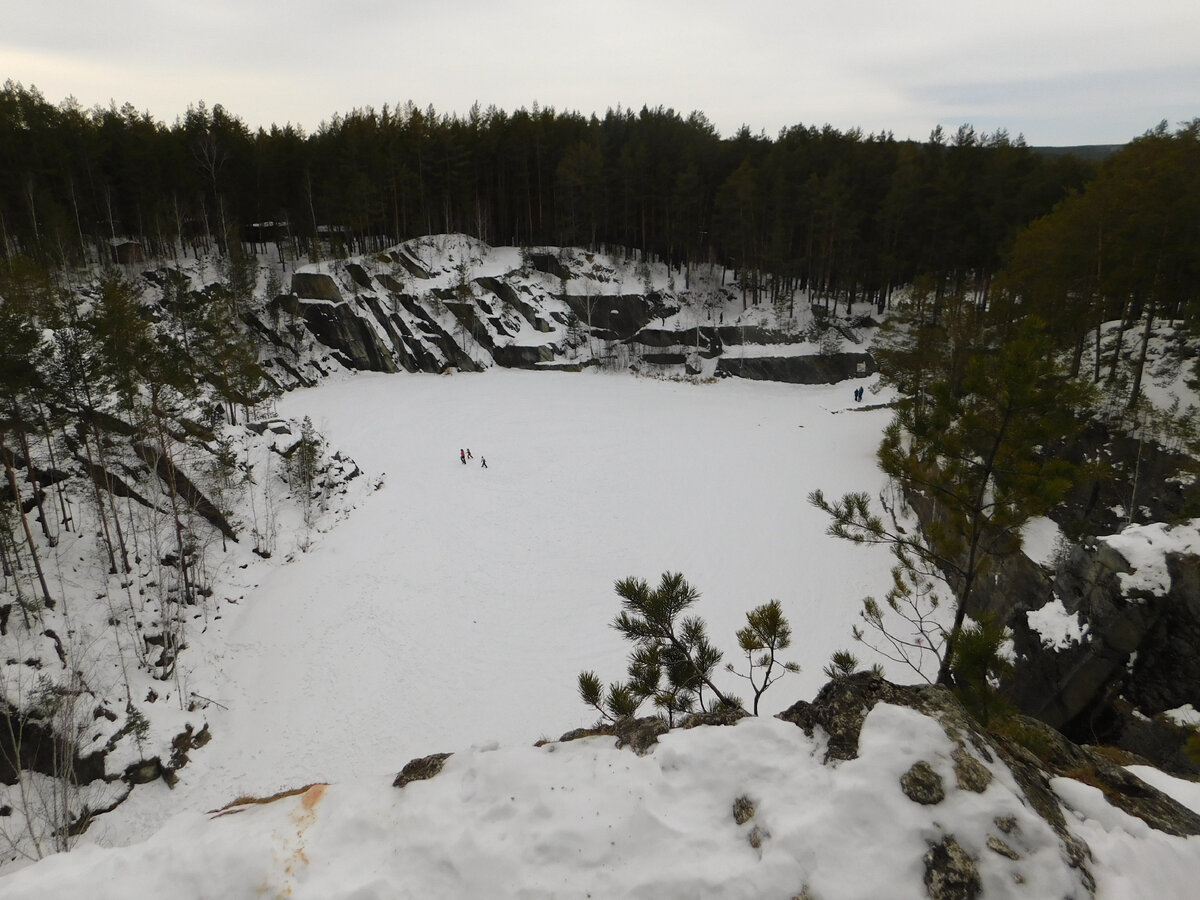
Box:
[299, 299, 400, 373]
[131, 443, 238, 542]
[391, 248, 434, 280]
[1056, 422, 1200, 537]
[779, 672, 1200, 842]
[345, 263, 373, 291]
[492, 345, 557, 368]
[528, 252, 570, 280]
[290, 272, 344, 302]
[902, 760, 946, 805]
[633, 327, 719, 354]
[613, 716, 670, 755]
[277, 253, 887, 381]
[475, 276, 554, 333]
[393, 752, 453, 788]
[716, 352, 876, 384]
[716, 325, 798, 345]
[560, 293, 673, 341]
[1005, 532, 1200, 773]
[923, 836, 981, 900]
[777, 672, 934, 763]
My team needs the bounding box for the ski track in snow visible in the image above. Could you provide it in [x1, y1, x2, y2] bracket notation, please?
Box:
[89, 370, 894, 848]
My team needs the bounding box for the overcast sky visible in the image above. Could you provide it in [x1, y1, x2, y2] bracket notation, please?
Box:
[5, 1, 1197, 146]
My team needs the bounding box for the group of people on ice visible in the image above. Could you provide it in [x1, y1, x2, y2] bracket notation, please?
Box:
[461, 448, 487, 468]
[852, 386, 865, 403]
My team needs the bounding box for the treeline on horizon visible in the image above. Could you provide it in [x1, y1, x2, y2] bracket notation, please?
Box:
[2, 81, 1098, 301]
[1, 81, 1197, 341]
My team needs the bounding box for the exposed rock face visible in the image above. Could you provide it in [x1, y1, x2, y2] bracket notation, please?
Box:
[131, 443, 239, 542]
[1006, 530, 1200, 773]
[952, 748, 992, 793]
[551, 718, 665, 754]
[777, 670, 1200, 898]
[1058, 422, 1200, 537]
[560, 293, 674, 341]
[391, 247, 434, 280]
[894, 434, 1200, 777]
[716, 325, 800, 345]
[344, 263, 373, 291]
[681, 706, 750, 728]
[633, 327, 720, 355]
[716, 352, 876, 384]
[528, 252, 570, 281]
[272, 243, 880, 383]
[299, 299, 400, 373]
[474, 276, 554, 333]
[1127, 551, 1200, 712]
[777, 672, 930, 763]
[291, 272, 344, 302]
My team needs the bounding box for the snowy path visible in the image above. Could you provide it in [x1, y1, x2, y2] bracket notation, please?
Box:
[92, 370, 896, 846]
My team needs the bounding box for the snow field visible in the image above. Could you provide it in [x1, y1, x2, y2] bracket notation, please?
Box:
[3, 711, 1100, 900]
[88, 368, 895, 847]
[7, 367, 1200, 899]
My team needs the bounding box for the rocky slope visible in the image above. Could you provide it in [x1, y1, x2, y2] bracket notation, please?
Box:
[260, 234, 877, 385]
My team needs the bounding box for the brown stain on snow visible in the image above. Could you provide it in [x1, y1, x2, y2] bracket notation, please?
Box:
[300, 782, 327, 810]
[223, 782, 330, 897]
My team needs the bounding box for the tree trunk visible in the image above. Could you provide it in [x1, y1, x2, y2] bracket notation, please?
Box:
[1127, 298, 1156, 409]
[1, 429, 55, 610]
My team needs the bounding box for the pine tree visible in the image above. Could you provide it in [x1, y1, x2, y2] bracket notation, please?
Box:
[726, 600, 800, 715]
[289, 416, 321, 529]
[0, 270, 56, 610]
[812, 318, 1093, 685]
[579, 572, 739, 723]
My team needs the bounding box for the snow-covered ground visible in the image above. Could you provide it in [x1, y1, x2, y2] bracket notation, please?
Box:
[8, 698, 1200, 899]
[6, 252, 1200, 893]
[68, 368, 896, 852]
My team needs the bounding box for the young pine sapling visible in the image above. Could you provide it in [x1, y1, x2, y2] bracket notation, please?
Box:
[578, 572, 799, 725]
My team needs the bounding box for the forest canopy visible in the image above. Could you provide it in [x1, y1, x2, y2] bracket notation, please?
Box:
[1, 81, 1100, 306]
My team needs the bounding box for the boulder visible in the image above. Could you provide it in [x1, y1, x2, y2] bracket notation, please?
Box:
[613, 716, 669, 755]
[923, 836, 981, 900]
[393, 752, 453, 788]
[902, 760, 946, 805]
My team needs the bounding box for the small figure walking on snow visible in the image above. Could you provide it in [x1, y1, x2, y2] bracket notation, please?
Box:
[481, 457, 488, 469]
[466, 448, 473, 459]
[460, 449, 466, 465]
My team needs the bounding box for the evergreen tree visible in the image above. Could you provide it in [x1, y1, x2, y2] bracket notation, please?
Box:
[579, 572, 739, 723]
[812, 318, 1093, 685]
[0, 269, 56, 610]
[579, 574, 800, 724]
